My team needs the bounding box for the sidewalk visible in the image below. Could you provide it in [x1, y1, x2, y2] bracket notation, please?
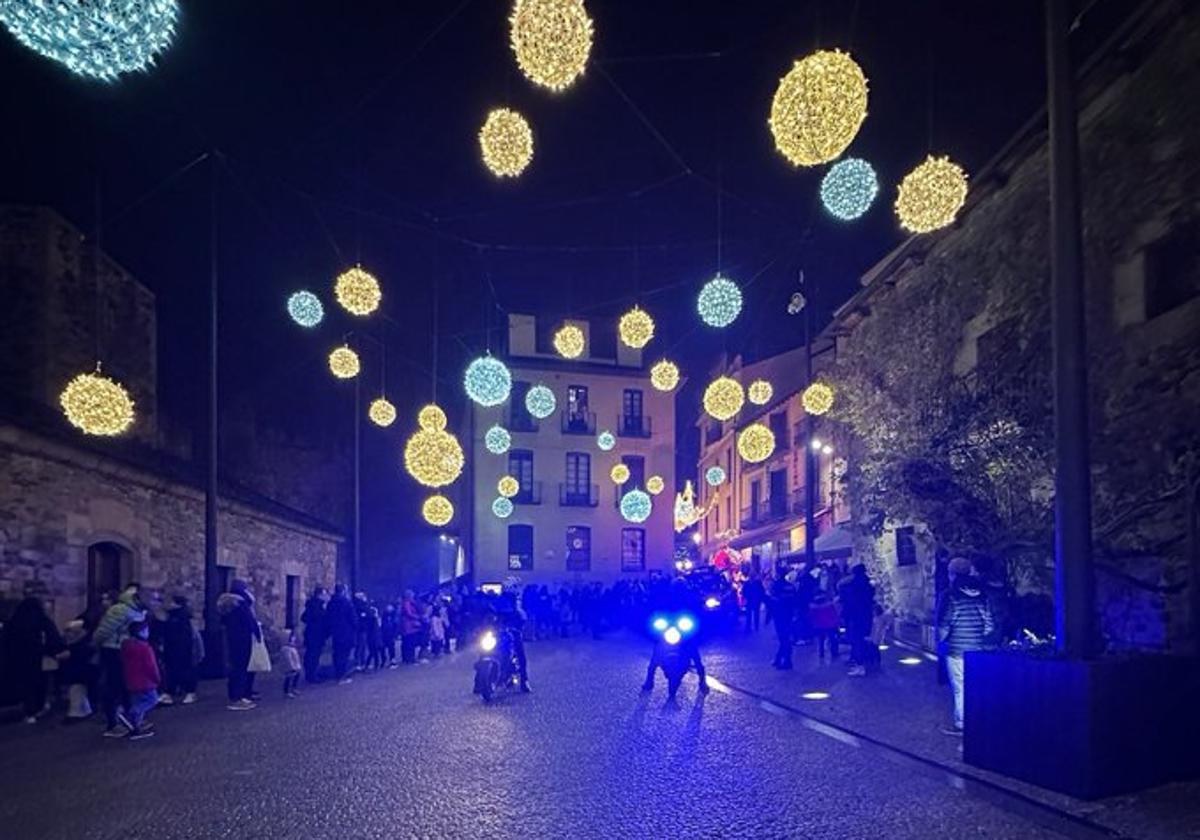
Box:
[702, 628, 1200, 840]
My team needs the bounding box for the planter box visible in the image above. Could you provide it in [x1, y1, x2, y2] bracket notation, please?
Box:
[964, 651, 1200, 799]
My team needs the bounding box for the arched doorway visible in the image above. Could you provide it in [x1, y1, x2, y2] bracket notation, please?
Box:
[87, 541, 134, 611]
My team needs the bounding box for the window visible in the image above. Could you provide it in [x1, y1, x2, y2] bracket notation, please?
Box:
[563, 452, 592, 505]
[623, 389, 643, 419]
[568, 385, 589, 415]
[621, 389, 647, 436]
[769, 412, 788, 449]
[564, 385, 594, 433]
[621, 528, 645, 571]
[1144, 221, 1200, 319]
[509, 450, 534, 492]
[511, 380, 535, 431]
[622, 454, 645, 490]
[508, 524, 534, 571]
[566, 526, 591, 571]
[896, 526, 917, 567]
[285, 575, 300, 629]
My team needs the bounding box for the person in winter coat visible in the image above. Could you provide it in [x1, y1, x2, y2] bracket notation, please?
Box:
[2, 597, 64, 724]
[218, 581, 260, 711]
[399, 590, 422, 664]
[364, 605, 383, 671]
[352, 592, 371, 671]
[839, 564, 876, 677]
[119, 621, 160, 739]
[809, 591, 840, 662]
[59, 619, 96, 720]
[380, 603, 399, 668]
[936, 557, 996, 734]
[160, 595, 199, 705]
[301, 587, 329, 684]
[769, 573, 796, 670]
[325, 584, 357, 683]
[92, 585, 146, 736]
[280, 630, 302, 698]
[742, 575, 766, 633]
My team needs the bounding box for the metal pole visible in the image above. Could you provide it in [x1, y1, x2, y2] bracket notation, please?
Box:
[203, 153, 220, 641]
[1046, 0, 1096, 658]
[353, 369, 361, 592]
[803, 281, 816, 567]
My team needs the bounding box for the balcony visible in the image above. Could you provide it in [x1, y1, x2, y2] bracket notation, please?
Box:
[513, 481, 542, 505]
[559, 483, 598, 507]
[618, 414, 652, 438]
[740, 495, 795, 529]
[561, 411, 596, 435]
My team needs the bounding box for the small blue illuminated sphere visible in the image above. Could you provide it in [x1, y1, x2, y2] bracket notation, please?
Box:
[697, 275, 743, 328]
[287, 290, 324, 328]
[464, 356, 512, 407]
[620, 489, 653, 524]
[492, 497, 514, 519]
[705, 465, 726, 486]
[0, 0, 180, 82]
[484, 425, 511, 454]
[820, 158, 879, 221]
[596, 431, 615, 451]
[525, 385, 556, 419]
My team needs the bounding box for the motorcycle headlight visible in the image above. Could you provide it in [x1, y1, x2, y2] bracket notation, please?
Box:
[676, 615, 695, 634]
[480, 631, 497, 652]
[651, 616, 669, 633]
[705, 596, 721, 609]
[663, 627, 682, 646]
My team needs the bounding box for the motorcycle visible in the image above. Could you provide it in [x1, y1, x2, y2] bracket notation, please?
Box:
[649, 613, 698, 699]
[472, 625, 521, 703]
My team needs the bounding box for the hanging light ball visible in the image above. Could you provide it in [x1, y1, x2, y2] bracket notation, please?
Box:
[403, 428, 465, 488]
[553, 324, 585, 359]
[802, 381, 835, 416]
[820, 157, 879, 221]
[649, 359, 680, 392]
[703, 376, 745, 421]
[334, 266, 382, 316]
[895, 155, 969, 234]
[769, 49, 869, 167]
[369, 397, 397, 427]
[418, 404, 448, 432]
[747, 379, 774, 405]
[59, 366, 135, 436]
[610, 463, 631, 485]
[492, 497, 515, 519]
[485, 425, 512, 454]
[618, 306, 655, 349]
[498, 476, 520, 498]
[646, 475, 665, 496]
[525, 384, 557, 419]
[738, 424, 776, 464]
[479, 107, 534, 178]
[287, 290, 324, 327]
[596, 430, 615, 451]
[620, 489, 653, 524]
[705, 465, 726, 487]
[422, 495, 454, 527]
[0, 0, 179, 82]
[464, 356, 512, 406]
[328, 346, 361, 379]
[509, 0, 593, 92]
[697, 275, 743, 328]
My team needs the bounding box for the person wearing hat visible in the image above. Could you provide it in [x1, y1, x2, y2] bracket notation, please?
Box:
[936, 556, 996, 735]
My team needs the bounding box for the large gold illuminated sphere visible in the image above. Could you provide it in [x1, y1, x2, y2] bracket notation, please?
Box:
[403, 428, 465, 488]
[895, 155, 969, 233]
[509, 0, 594, 92]
[618, 306, 654, 349]
[650, 359, 680, 392]
[748, 379, 773, 405]
[738, 424, 776, 464]
[479, 108, 534, 178]
[554, 323, 585, 358]
[610, 463, 630, 484]
[59, 368, 135, 436]
[328, 346, 361, 379]
[498, 475, 520, 498]
[422, 495, 454, 527]
[769, 49, 868, 167]
[418, 404, 448, 432]
[802, 381, 835, 416]
[703, 376, 745, 421]
[334, 266, 381, 316]
[369, 397, 397, 427]
[646, 475, 665, 496]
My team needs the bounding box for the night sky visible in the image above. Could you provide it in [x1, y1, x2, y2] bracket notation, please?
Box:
[2, 1, 1115, 582]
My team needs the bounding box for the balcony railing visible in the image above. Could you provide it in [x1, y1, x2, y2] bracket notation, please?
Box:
[559, 483, 598, 507]
[618, 414, 652, 438]
[741, 495, 795, 529]
[513, 481, 542, 505]
[561, 411, 596, 435]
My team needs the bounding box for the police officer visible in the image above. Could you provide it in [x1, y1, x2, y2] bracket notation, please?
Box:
[494, 587, 531, 693]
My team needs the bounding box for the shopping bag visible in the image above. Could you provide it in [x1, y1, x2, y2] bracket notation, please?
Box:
[248, 629, 272, 673]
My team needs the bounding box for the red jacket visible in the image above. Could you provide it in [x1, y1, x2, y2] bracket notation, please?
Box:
[809, 600, 840, 630]
[120, 638, 161, 693]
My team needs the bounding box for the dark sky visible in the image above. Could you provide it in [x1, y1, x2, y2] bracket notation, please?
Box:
[2, 0, 1120, 579]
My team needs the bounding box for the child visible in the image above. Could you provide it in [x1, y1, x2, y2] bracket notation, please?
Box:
[863, 604, 893, 672]
[809, 592, 840, 663]
[120, 621, 160, 740]
[280, 631, 302, 698]
[428, 605, 446, 658]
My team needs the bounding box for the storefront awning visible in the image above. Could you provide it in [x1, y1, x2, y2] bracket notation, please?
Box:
[779, 524, 855, 563]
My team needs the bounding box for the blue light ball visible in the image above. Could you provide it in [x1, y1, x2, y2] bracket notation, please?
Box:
[705, 465, 726, 486]
[697, 276, 743, 328]
[492, 497, 514, 519]
[465, 356, 512, 407]
[287, 291, 324, 328]
[597, 431, 615, 451]
[485, 425, 511, 454]
[620, 489, 653, 524]
[820, 158, 879, 221]
[525, 385, 556, 419]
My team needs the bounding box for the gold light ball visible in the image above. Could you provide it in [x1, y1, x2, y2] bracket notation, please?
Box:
[418, 404, 448, 432]
[422, 495, 454, 527]
[403, 428, 465, 488]
[334, 266, 381, 316]
[509, 0, 594, 92]
[554, 323, 585, 358]
[650, 359, 680, 392]
[747, 379, 773, 405]
[646, 475, 665, 495]
[703, 376, 745, 421]
[498, 475, 520, 498]
[479, 107, 534, 178]
[802, 381, 835, 416]
[738, 424, 776, 464]
[769, 49, 868, 167]
[369, 397, 397, 427]
[895, 155, 969, 233]
[610, 463, 630, 484]
[59, 368, 135, 436]
[328, 346, 361, 379]
[618, 306, 654, 349]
